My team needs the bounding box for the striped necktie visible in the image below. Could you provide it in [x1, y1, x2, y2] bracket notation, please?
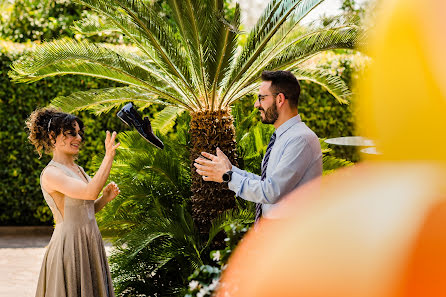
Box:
[255, 132, 276, 222]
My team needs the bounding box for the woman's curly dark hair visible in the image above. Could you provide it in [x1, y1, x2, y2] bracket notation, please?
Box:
[25, 107, 84, 158]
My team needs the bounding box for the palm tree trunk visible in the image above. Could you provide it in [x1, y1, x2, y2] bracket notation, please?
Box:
[189, 110, 238, 235]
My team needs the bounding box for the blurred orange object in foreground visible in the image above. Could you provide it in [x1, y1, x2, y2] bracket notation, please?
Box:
[217, 0, 446, 296]
[217, 163, 446, 297]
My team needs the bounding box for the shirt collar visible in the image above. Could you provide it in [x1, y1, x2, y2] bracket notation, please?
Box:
[275, 115, 302, 137]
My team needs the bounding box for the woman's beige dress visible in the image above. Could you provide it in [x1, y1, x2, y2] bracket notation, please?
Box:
[35, 160, 114, 297]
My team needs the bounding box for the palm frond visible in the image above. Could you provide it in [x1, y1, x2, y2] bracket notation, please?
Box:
[319, 138, 332, 154]
[106, 203, 203, 289]
[168, 0, 225, 108]
[51, 86, 166, 115]
[222, 0, 324, 99]
[75, 0, 198, 102]
[267, 26, 361, 71]
[222, 82, 260, 108]
[232, 101, 259, 143]
[115, 0, 195, 87]
[151, 106, 185, 135]
[225, 57, 354, 107]
[206, 208, 254, 249]
[222, 25, 361, 107]
[236, 121, 275, 175]
[239, 122, 275, 156]
[115, 131, 190, 189]
[96, 128, 192, 245]
[72, 14, 122, 36]
[9, 39, 195, 108]
[126, 230, 172, 260]
[109, 45, 202, 109]
[318, 139, 354, 174]
[322, 155, 353, 175]
[209, 4, 241, 110]
[292, 67, 351, 103]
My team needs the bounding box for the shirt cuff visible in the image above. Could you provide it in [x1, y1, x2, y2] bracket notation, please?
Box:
[231, 165, 244, 176]
[228, 171, 244, 194]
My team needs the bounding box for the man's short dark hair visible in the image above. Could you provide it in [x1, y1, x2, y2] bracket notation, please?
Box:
[261, 70, 301, 109]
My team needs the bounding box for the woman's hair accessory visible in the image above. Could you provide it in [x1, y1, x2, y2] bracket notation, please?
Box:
[47, 118, 52, 132]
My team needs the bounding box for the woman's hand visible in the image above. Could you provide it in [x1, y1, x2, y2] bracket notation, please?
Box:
[105, 131, 120, 158]
[102, 181, 120, 202]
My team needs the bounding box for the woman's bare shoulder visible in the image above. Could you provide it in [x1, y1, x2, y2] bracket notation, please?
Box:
[41, 166, 68, 190]
[42, 164, 65, 177]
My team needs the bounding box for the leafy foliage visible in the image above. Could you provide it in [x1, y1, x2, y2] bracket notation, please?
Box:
[185, 265, 221, 297]
[94, 128, 254, 296]
[0, 0, 122, 43]
[319, 139, 354, 174]
[0, 43, 122, 225]
[94, 130, 194, 296]
[0, 0, 85, 42]
[9, 0, 363, 114]
[184, 218, 251, 297]
[299, 51, 370, 161]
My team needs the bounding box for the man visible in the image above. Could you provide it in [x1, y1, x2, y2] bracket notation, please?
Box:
[194, 70, 322, 221]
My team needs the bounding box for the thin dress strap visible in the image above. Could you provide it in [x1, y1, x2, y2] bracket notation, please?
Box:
[77, 165, 91, 183]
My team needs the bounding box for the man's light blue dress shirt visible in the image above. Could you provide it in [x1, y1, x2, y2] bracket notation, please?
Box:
[228, 115, 322, 218]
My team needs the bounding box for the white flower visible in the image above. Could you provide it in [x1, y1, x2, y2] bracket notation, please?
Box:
[189, 280, 200, 291]
[212, 250, 221, 262]
[208, 278, 220, 291]
[197, 288, 208, 297]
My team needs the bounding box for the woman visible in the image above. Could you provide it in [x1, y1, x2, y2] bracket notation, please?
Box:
[26, 107, 120, 297]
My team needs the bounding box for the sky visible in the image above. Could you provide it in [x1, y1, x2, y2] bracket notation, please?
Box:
[304, 0, 346, 23]
[304, 0, 367, 23]
[240, 0, 368, 28]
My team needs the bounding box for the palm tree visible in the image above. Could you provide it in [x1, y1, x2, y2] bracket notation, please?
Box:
[10, 0, 362, 234]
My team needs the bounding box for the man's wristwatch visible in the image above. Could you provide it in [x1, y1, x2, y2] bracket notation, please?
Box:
[222, 170, 233, 183]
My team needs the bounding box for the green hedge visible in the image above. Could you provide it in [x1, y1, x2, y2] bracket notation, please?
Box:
[0, 43, 123, 225]
[300, 51, 368, 161]
[0, 0, 122, 44]
[0, 42, 365, 226]
[0, 0, 84, 42]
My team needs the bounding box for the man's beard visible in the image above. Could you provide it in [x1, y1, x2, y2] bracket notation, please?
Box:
[260, 101, 279, 124]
